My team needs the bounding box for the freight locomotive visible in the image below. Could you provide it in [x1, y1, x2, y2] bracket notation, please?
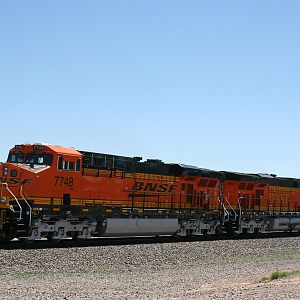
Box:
[0, 143, 299, 242]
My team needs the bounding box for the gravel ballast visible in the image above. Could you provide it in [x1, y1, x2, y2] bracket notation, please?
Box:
[0, 237, 299, 299]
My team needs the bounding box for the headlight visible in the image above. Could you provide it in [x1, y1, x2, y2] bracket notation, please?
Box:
[3, 167, 8, 176]
[1, 197, 7, 204]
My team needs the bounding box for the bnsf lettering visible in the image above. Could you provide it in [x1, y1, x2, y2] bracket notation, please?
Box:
[144, 183, 157, 191]
[133, 182, 177, 193]
[157, 183, 168, 192]
[133, 182, 144, 190]
[9, 178, 19, 184]
[21, 178, 33, 185]
[0, 178, 33, 185]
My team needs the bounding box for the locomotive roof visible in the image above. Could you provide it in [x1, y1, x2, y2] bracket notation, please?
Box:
[8, 144, 299, 187]
[77, 148, 300, 187]
[47, 145, 82, 156]
[10, 143, 82, 157]
[221, 171, 300, 188]
[173, 164, 222, 179]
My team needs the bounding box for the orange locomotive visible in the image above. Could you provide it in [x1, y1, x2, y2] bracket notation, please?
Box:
[0, 143, 299, 242]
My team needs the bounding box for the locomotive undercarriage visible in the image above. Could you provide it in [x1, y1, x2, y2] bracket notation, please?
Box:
[27, 219, 97, 241]
[1, 201, 300, 243]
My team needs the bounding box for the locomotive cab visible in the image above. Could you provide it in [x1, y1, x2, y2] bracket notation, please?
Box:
[6, 144, 82, 205]
[0, 143, 83, 241]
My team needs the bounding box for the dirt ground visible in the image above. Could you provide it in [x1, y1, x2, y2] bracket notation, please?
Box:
[0, 236, 299, 299]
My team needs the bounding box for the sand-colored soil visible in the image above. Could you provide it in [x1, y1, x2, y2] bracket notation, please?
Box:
[0, 237, 299, 299]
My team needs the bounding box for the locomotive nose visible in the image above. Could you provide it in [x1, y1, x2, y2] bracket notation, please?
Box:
[0, 165, 10, 210]
[0, 163, 9, 183]
[0, 162, 23, 200]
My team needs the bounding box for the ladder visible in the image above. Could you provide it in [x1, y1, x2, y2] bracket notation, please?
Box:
[1, 182, 22, 221]
[1, 183, 32, 236]
[0, 210, 6, 236]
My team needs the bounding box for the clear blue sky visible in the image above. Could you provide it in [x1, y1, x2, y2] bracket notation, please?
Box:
[1, 1, 300, 177]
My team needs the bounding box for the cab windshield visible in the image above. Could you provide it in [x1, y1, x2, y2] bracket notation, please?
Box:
[25, 153, 53, 165]
[7, 152, 24, 163]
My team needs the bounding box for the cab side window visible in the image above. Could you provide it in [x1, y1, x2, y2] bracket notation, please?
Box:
[63, 161, 69, 170]
[76, 159, 80, 171]
[69, 162, 75, 170]
[58, 156, 80, 171]
[58, 156, 63, 170]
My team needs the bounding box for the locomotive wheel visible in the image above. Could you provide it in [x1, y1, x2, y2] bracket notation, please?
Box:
[0, 223, 17, 242]
[72, 232, 80, 242]
[223, 221, 235, 235]
[19, 238, 35, 245]
[47, 233, 61, 243]
[72, 232, 88, 243]
[0, 234, 14, 243]
[254, 228, 260, 236]
[215, 224, 223, 236]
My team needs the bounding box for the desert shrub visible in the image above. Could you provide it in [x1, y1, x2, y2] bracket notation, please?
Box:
[270, 271, 287, 280]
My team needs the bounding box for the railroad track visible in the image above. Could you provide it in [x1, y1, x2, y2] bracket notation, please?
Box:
[1, 231, 300, 250]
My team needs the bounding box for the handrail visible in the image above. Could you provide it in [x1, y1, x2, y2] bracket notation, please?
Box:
[237, 196, 243, 227]
[224, 196, 237, 221]
[218, 194, 229, 224]
[1, 183, 22, 221]
[20, 185, 32, 226]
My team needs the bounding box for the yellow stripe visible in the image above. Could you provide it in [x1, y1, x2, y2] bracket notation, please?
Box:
[269, 185, 300, 193]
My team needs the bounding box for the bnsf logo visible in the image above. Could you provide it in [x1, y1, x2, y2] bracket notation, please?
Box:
[0, 178, 33, 185]
[133, 182, 177, 193]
